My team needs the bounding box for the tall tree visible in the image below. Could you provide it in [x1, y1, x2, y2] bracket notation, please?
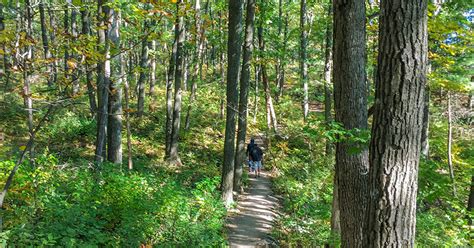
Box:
[95, 0, 111, 162]
[184, 0, 204, 130]
[221, 0, 243, 207]
[107, 9, 122, 164]
[300, 0, 309, 120]
[333, 0, 369, 247]
[81, 3, 97, 115]
[447, 91, 456, 195]
[169, 0, 186, 164]
[39, 0, 53, 87]
[324, 0, 333, 155]
[234, 0, 256, 190]
[137, 20, 151, 117]
[365, 0, 428, 246]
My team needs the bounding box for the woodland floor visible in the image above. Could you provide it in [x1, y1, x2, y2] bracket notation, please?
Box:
[225, 170, 281, 247]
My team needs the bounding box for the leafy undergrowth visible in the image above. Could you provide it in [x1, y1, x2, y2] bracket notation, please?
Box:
[0, 85, 230, 247]
[0, 155, 225, 247]
[270, 116, 335, 247]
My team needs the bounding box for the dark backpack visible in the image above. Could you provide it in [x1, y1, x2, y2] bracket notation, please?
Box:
[250, 146, 262, 161]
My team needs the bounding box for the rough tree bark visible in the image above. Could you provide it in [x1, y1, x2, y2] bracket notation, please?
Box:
[365, 0, 428, 247]
[333, 0, 369, 247]
[107, 9, 122, 164]
[221, 0, 243, 207]
[169, 0, 186, 164]
[234, 0, 255, 191]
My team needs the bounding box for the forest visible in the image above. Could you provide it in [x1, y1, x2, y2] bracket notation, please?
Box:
[0, 0, 472, 247]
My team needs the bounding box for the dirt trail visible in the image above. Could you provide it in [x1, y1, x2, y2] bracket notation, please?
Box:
[226, 170, 280, 247]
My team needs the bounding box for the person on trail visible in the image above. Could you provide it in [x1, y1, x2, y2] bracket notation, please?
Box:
[246, 138, 257, 173]
[247, 139, 263, 177]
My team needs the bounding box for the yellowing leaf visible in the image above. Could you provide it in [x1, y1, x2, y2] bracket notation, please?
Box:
[19, 145, 26, 151]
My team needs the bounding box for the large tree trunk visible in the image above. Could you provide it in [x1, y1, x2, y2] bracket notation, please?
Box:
[169, 0, 186, 164]
[333, 0, 369, 247]
[300, 0, 309, 120]
[165, 28, 177, 158]
[365, 0, 428, 246]
[421, 87, 430, 158]
[234, 0, 255, 191]
[221, 0, 243, 207]
[107, 9, 122, 164]
[81, 6, 97, 115]
[324, 0, 333, 155]
[95, 0, 110, 163]
[447, 91, 456, 195]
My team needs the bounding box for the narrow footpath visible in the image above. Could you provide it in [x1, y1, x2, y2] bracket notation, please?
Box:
[226, 170, 280, 247]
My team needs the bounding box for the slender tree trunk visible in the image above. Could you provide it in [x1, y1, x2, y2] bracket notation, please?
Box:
[333, 0, 369, 246]
[185, 0, 204, 130]
[136, 22, 150, 118]
[169, 0, 186, 164]
[278, 15, 288, 99]
[71, 6, 79, 95]
[221, 0, 243, 207]
[300, 0, 309, 120]
[107, 9, 122, 164]
[330, 174, 340, 247]
[95, 0, 110, 163]
[468, 175, 474, 225]
[24, 0, 34, 161]
[421, 87, 430, 158]
[365, 0, 428, 246]
[218, 11, 226, 120]
[64, 3, 70, 80]
[234, 0, 255, 191]
[39, 0, 53, 87]
[47, 5, 58, 85]
[258, 25, 278, 133]
[81, 6, 97, 115]
[124, 51, 133, 170]
[149, 40, 156, 97]
[447, 92, 456, 195]
[324, 0, 333, 155]
[165, 18, 178, 158]
[253, 63, 259, 124]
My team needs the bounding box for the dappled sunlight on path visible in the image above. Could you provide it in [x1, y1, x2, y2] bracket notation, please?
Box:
[226, 171, 280, 248]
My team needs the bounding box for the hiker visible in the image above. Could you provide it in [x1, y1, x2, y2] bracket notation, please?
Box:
[246, 138, 257, 172]
[247, 139, 263, 177]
